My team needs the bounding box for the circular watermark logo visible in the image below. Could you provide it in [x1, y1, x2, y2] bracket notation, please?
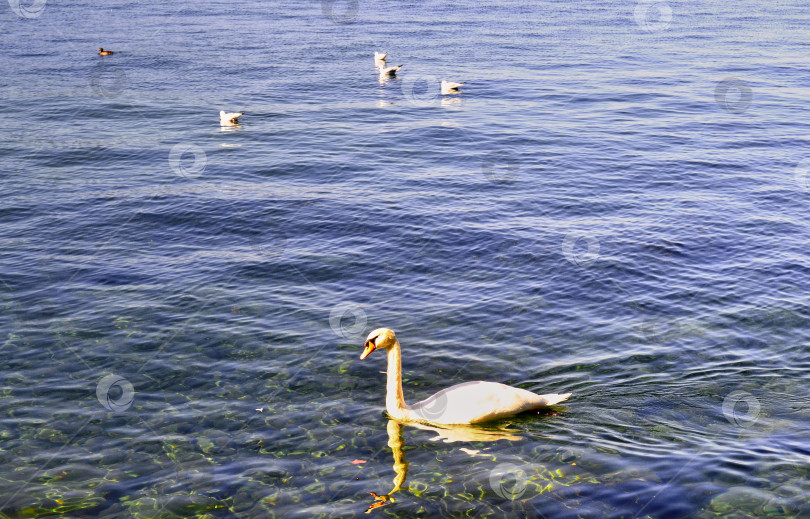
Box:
[793, 158, 810, 192]
[88, 66, 127, 98]
[321, 0, 358, 25]
[96, 374, 134, 413]
[168, 143, 207, 179]
[413, 393, 448, 422]
[489, 462, 529, 500]
[400, 74, 440, 107]
[634, 1, 672, 32]
[329, 303, 367, 340]
[715, 78, 752, 114]
[562, 233, 600, 267]
[557, 447, 583, 464]
[722, 390, 761, 427]
[8, 0, 47, 18]
[482, 151, 520, 183]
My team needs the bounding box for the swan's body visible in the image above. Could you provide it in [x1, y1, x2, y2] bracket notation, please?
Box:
[378, 64, 402, 77]
[441, 80, 465, 95]
[360, 328, 570, 425]
[374, 51, 388, 61]
[220, 111, 243, 126]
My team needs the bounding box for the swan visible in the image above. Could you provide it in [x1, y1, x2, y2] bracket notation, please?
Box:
[441, 80, 465, 95]
[378, 64, 402, 77]
[360, 328, 571, 425]
[374, 51, 388, 61]
[219, 111, 243, 126]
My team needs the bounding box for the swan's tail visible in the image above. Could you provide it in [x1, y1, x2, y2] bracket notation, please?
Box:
[542, 392, 571, 406]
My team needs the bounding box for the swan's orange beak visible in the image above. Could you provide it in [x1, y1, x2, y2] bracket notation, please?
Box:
[360, 339, 376, 360]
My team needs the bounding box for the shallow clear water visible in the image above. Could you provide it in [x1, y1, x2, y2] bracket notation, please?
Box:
[2, 0, 810, 517]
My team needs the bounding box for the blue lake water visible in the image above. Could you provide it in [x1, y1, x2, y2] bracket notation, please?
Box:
[2, 0, 810, 517]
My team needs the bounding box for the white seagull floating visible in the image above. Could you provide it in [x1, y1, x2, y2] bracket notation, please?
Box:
[220, 111, 243, 126]
[441, 80, 466, 95]
[374, 51, 388, 61]
[379, 64, 402, 77]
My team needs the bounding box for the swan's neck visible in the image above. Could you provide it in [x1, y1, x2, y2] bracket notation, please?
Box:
[385, 341, 411, 420]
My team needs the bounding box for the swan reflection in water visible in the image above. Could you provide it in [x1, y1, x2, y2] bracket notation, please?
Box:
[365, 419, 523, 513]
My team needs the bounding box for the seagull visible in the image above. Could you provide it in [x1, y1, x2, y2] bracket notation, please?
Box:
[379, 64, 402, 77]
[374, 51, 388, 61]
[441, 80, 465, 95]
[220, 111, 243, 126]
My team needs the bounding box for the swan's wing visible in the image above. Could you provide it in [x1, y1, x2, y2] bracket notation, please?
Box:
[410, 381, 569, 425]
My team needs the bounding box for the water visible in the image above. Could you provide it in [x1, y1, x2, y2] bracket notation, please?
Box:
[2, 0, 810, 517]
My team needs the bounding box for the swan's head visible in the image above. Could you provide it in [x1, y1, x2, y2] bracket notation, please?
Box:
[360, 328, 397, 360]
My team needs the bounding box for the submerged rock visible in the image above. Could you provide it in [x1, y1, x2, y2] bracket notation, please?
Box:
[706, 486, 791, 517]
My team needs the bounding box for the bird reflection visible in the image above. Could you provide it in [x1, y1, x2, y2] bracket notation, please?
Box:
[365, 420, 409, 513]
[441, 96, 464, 109]
[365, 419, 521, 513]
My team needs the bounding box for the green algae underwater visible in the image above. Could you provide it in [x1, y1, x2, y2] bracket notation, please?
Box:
[2, 298, 809, 517]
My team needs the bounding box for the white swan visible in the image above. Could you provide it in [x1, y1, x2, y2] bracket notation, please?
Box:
[219, 111, 243, 126]
[378, 64, 402, 77]
[441, 80, 465, 95]
[374, 51, 388, 61]
[360, 328, 571, 425]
